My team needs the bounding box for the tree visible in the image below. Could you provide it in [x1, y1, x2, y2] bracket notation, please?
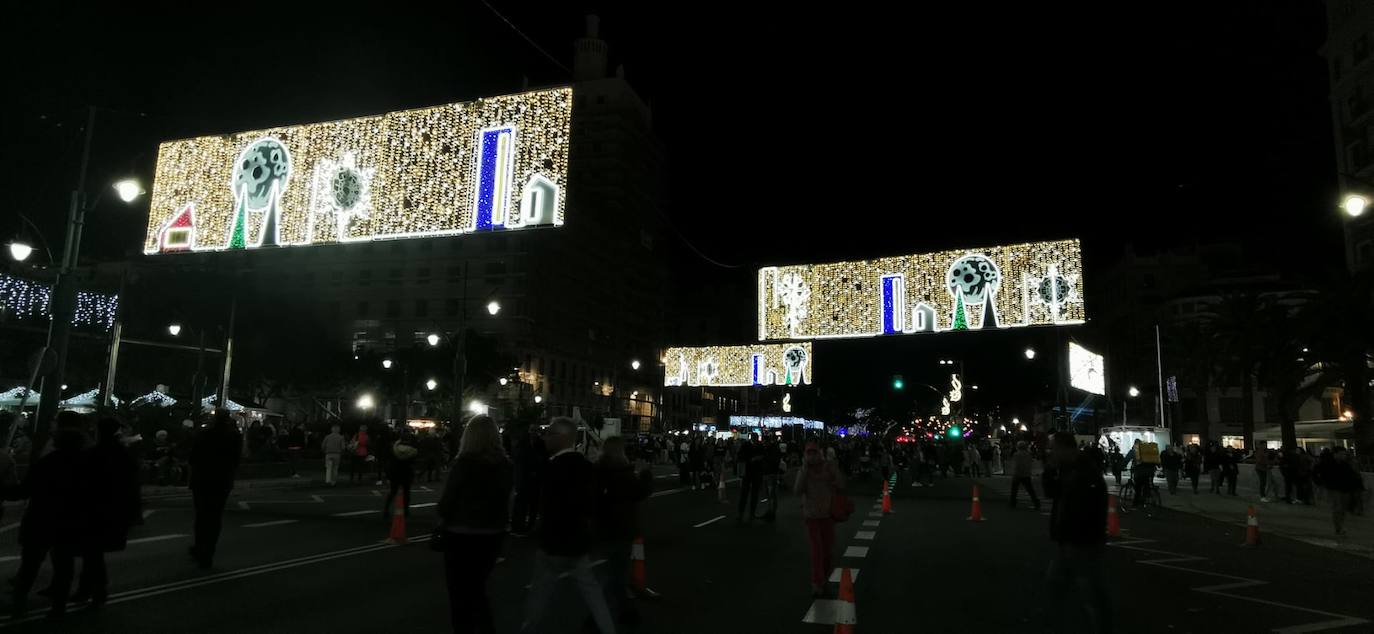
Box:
[1256, 303, 1330, 450]
[1213, 292, 1270, 450]
[1164, 320, 1221, 443]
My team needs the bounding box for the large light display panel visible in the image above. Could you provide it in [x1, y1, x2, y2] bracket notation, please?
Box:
[1068, 341, 1106, 396]
[757, 239, 1084, 340]
[144, 87, 571, 254]
[663, 343, 813, 387]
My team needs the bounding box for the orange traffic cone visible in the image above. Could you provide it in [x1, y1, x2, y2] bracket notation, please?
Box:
[631, 537, 660, 598]
[1106, 494, 1120, 538]
[385, 492, 407, 544]
[834, 567, 857, 634]
[966, 485, 985, 521]
[882, 483, 893, 514]
[1242, 505, 1261, 547]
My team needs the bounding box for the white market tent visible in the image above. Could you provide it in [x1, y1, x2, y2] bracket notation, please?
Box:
[59, 388, 121, 412]
[0, 387, 37, 409]
[130, 390, 177, 408]
[201, 394, 244, 413]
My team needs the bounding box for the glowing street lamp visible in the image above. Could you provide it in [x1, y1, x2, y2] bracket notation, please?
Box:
[382, 359, 393, 370]
[426, 378, 438, 391]
[7, 241, 33, 262]
[427, 333, 441, 347]
[486, 300, 501, 316]
[631, 359, 641, 371]
[1342, 193, 1369, 218]
[113, 178, 145, 203]
[468, 400, 487, 415]
[499, 377, 509, 386]
[356, 394, 375, 410]
[534, 395, 543, 404]
[1128, 386, 1140, 398]
[167, 323, 182, 337]
[1024, 347, 1036, 360]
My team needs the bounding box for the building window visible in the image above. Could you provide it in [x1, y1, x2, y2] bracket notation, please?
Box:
[416, 267, 431, 285]
[1181, 434, 1200, 447]
[447, 265, 463, 283]
[358, 269, 372, 287]
[331, 270, 344, 284]
[446, 298, 461, 317]
[386, 300, 400, 318]
[1219, 396, 1243, 423]
[484, 261, 507, 276]
[1220, 435, 1245, 450]
[357, 301, 369, 318]
[415, 299, 428, 318]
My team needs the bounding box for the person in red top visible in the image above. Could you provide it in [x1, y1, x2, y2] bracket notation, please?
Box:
[350, 425, 371, 484]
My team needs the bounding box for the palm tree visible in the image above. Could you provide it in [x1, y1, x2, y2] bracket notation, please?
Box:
[1213, 291, 1269, 450]
[1163, 320, 1221, 443]
[1305, 274, 1374, 461]
[1256, 303, 1330, 450]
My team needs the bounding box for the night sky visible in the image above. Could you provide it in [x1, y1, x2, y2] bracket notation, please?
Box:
[0, 2, 1345, 413]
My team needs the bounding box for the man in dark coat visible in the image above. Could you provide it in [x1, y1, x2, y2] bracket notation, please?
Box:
[12, 411, 88, 619]
[188, 410, 242, 569]
[74, 418, 140, 605]
[1043, 431, 1110, 633]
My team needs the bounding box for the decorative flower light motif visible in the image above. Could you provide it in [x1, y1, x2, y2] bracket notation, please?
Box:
[775, 272, 810, 336]
[1036, 274, 1074, 305]
[698, 358, 720, 384]
[309, 152, 376, 242]
[947, 254, 1001, 304]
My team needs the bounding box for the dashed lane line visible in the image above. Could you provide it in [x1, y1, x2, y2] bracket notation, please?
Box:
[842, 546, 869, 558]
[854, 531, 875, 540]
[243, 519, 300, 528]
[331, 510, 376, 517]
[828, 567, 860, 583]
[693, 515, 727, 528]
[861, 520, 880, 527]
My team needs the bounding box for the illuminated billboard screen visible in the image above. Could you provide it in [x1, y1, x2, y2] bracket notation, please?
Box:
[144, 87, 571, 254]
[757, 239, 1084, 340]
[1068, 342, 1106, 396]
[663, 343, 812, 387]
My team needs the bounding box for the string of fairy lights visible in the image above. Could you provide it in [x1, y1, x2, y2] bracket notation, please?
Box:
[0, 274, 118, 330]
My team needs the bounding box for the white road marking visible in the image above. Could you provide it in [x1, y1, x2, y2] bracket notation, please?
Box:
[843, 546, 869, 558]
[828, 568, 860, 583]
[854, 531, 876, 540]
[371, 490, 382, 497]
[693, 515, 727, 528]
[127, 534, 188, 545]
[802, 599, 857, 625]
[332, 510, 377, 517]
[243, 520, 300, 528]
[862, 520, 880, 527]
[311, 495, 324, 503]
[650, 478, 739, 498]
[1109, 538, 1370, 632]
[866, 512, 883, 518]
[409, 502, 437, 509]
[237, 501, 250, 510]
[142, 510, 156, 520]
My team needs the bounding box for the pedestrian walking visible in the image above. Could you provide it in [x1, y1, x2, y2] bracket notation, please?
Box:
[1319, 447, 1365, 536]
[383, 431, 418, 522]
[1222, 448, 1239, 496]
[760, 437, 783, 521]
[188, 409, 242, 570]
[73, 418, 139, 607]
[12, 412, 88, 619]
[992, 443, 1004, 475]
[350, 425, 371, 483]
[420, 430, 445, 483]
[1184, 445, 1202, 494]
[1160, 444, 1182, 495]
[1254, 447, 1272, 502]
[1129, 440, 1158, 508]
[1108, 447, 1124, 486]
[979, 443, 994, 480]
[373, 424, 394, 486]
[738, 434, 765, 523]
[795, 442, 844, 598]
[521, 417, 616, 634]
[1008, 441, 1041, 510]
[1205, 444, 1223, 494]
[321, 425, 345, 486]
[286, 423, 306, 478]
[594, 436, 653, 626]
[1043, 431, 1111, 633]
[437, 415, 513, 634]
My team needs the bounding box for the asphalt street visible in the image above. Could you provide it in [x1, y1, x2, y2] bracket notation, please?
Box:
[2, 467, 1372, 633]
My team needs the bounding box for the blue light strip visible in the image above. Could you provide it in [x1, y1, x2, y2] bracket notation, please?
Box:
[473, 127, 514, 231]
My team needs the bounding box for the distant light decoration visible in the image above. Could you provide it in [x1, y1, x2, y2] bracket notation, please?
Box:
[757, 239, 1085, 341]
[730, 416, 825, 430]
[1068, 342, 1106, 396]
[0, 274, 118, 330]
[782, 392, 792, 413]
[144, 87, 572, 254]
[663, 342, 813, 387]
[201, 394, 244, 412]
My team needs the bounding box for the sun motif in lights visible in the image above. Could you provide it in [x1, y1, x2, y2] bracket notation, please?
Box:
[309, 152, 376, 243]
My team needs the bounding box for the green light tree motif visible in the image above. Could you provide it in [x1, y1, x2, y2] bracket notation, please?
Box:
[951, 294, 968, 330]
[228, 198, 246, 250]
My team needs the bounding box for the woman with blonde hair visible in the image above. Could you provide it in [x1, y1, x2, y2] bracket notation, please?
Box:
[437, 416, 513, 633]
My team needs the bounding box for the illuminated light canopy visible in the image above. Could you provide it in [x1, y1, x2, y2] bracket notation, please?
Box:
[131, 391, 177, 408]
[757, 239, 1085, 341]
[0, 274, 118, 330]
[144, 87, 572, 254]
[1068, 342, 1106, 396]
[60, 388, 119, 410]
[663, 342, 814, 387]
[201, 394, 244, 412]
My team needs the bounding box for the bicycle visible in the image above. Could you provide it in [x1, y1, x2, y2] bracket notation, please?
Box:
[1116, 478, 1162, 517]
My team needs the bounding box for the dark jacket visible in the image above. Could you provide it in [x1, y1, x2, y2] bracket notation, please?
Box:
[595, 461, 652, 541]
[538, 450, 599, 556]
[437, 454, 514, 533]
[387, 441, 418, 484]
[190, 422, 242, 491]
[18, 436, 88, 547]
[1044, 450, 1107, 546]
[1160, 450, 1183, 471]
[1321, 459, 1365, 493]
[84, 438, 140, 552]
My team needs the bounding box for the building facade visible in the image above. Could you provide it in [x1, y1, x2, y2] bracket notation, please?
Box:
[1325, 0, 1374, 272]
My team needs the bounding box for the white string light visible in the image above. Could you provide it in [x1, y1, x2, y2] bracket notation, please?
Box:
[663, 342, 813, 387]
[0, 274, 118, 330]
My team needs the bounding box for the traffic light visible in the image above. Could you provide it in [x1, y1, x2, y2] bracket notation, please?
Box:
[947, 425, 962, 438]
[892, 375, 904, 390]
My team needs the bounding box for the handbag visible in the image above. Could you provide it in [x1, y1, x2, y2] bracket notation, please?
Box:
[829, 490, 854, 522]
